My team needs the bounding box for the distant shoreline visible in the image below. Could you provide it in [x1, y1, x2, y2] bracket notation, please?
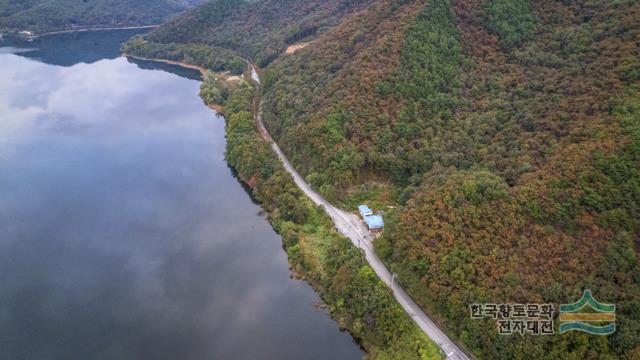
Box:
[14, 25, 161, 39]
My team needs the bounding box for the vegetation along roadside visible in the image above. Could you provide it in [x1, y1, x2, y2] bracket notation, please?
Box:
[201, 74, 443, 359]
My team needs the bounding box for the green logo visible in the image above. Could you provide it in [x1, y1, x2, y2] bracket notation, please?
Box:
[559, 290, 615, 335]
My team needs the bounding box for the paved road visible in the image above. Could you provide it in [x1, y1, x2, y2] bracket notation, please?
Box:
[252, 68, 471, 359]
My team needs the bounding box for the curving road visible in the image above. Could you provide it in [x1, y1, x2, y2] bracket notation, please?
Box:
[251, 68, 471, 360]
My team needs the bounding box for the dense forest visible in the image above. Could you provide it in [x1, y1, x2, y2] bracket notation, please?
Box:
[123, 0, 376, 68]
[0, 0, 205, 34]
[127, 0, 640, 358]
[262, 0, 640, 358]
[121, 36, 247, 75]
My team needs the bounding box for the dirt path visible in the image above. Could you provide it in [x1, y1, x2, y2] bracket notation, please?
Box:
[285, 42, 310, 54]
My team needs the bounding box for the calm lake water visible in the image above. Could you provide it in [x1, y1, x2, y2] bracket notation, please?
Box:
[0, 30, 363, 360]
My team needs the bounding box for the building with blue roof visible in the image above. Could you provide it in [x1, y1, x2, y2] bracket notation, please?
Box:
[358, 205, 373, 218]
[358, 204, 384, 232]
[364, 215, 384, 232]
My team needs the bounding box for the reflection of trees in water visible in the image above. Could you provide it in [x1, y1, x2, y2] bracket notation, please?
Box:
[1, 28, 203, 81]
[3, 29, 149, 67]
[126, 57, 202, 81]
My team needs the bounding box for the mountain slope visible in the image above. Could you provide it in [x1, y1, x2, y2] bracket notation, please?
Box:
[125, 0, 376, 67]
[262, 0, 640, 358]
[0, 0, 206, 33]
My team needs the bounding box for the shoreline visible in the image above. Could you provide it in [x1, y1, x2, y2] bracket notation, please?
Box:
[218, 73, 443, 360]
[34, 25, 160, 38]
[123, 53, 247, 114]
[123, 53, 208, 76]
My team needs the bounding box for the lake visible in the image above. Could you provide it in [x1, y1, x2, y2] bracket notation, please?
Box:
[0, 30, 363, 360]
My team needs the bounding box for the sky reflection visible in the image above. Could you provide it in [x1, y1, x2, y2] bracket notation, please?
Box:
[0, 42, 362, 360]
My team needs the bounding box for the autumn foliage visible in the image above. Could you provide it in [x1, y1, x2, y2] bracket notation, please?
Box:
[264, 0, 640, 358]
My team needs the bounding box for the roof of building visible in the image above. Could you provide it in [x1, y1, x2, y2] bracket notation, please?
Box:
[365, 215, 384, 229]
[358, 205, 373, 217]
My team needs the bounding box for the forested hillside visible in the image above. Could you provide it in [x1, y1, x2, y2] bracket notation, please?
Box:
[123, 0, 376, 68]
[262, 0, 640, 358]
[0, 0, 205, 34]
[205, 78, 442, 359]
[126, 0, 640, 358]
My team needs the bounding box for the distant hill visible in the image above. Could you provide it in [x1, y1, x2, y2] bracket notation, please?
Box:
[124, 0, 376, 67]
[0, 0, 207, 34]
[262, 1, 640, 358]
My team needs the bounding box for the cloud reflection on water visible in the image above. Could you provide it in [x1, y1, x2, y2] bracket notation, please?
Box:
[0, 49, 362, 360]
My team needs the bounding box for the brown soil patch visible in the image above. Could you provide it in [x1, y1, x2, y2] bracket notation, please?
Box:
[285, 42, 310, 54]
